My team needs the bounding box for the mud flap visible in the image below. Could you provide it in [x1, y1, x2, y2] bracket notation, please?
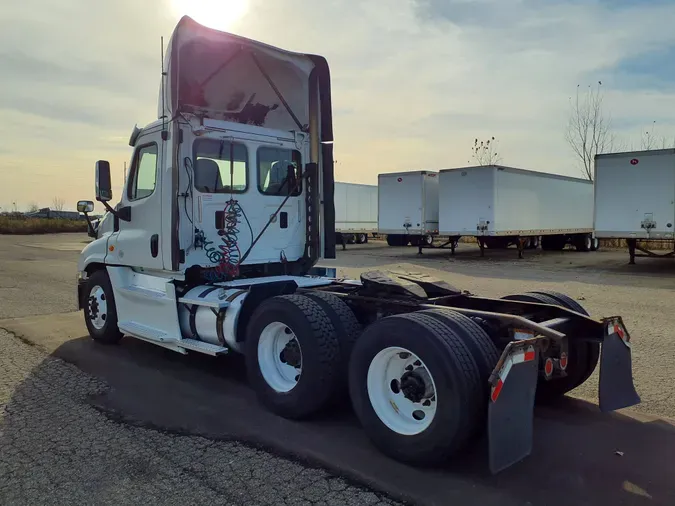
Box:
[598, 317, 641, 412]
[487, 342, 539, 474]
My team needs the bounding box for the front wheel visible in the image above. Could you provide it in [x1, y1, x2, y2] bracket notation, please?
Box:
[83, 269, 123, 344]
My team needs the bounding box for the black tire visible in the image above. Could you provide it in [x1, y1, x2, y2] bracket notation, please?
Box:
[529, 290, 600, 392]
[83, 269, 123, 344]
[419, 309, 499, 435]
[591, 237, 600, 251]
[500, 291, 599, 401]
[349, 312, 482, 466]
[245, 294, 341, 419]
[346, 234, 356, 244]
[531, 236, 540, 249]
[574, 234, 592, 252]
[304, 291, 362, 379]
[356, 233, 368, 244]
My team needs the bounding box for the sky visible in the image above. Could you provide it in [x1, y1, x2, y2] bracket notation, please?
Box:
[1, 0, 674, 211]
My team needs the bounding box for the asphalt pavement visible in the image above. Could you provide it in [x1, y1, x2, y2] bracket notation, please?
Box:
[1, 234, 674, 506]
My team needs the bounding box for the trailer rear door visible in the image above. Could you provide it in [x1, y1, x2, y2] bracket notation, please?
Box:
[595, 150, 675, 239]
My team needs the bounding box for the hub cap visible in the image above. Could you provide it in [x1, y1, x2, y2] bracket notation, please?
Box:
[87, 285, 108, 330]
[258, 322, 303, 393]
[367, 347, 438, 435]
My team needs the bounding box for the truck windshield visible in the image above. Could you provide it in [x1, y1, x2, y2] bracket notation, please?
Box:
[193, 138, 248, 194]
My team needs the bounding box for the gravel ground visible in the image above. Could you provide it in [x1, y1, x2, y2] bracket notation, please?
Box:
[0, 329, 402, 506]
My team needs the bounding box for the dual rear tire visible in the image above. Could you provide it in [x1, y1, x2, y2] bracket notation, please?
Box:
[246, 294, 501, 466]
[245, 292, 361, 419]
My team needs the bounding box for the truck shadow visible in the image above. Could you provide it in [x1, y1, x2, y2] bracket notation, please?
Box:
[2, 335, 669, 506]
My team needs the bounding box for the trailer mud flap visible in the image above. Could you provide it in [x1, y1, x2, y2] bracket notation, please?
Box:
[598, 317, 641, 412]
[487, 342, 539, 474]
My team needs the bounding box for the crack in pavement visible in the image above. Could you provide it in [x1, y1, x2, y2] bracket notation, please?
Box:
[0, 330, 405, 506]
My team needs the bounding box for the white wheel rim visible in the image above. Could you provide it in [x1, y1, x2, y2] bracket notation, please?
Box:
[585, 236, 592, 249]
[258, 322, 302, 393]
[367, 346, 438, 435]
[87, 285, 108, 330]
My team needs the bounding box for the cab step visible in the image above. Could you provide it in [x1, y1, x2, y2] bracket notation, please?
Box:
[118, 321, 176, 343]
[178, 338, 228, 356]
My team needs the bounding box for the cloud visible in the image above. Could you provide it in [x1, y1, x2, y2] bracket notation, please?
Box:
[0, 0, 674, 210]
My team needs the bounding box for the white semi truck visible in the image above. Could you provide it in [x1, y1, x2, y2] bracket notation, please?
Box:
[76, 16, 639, 474]
[378, 170, 439, 246]
[437, 165, 598, 258]
[595, 149, 675, 264]
[334, 181, 378, 247]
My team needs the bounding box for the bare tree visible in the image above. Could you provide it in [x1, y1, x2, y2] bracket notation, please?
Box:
[565, 82, 621, 181]
[52, 197, 65, 212]
[26, 202, 39, 212]
[660, 136, 675, 149]
[470, 136, 502, 166]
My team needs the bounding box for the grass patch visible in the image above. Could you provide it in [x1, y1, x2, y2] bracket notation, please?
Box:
[0, 216, 88, 235]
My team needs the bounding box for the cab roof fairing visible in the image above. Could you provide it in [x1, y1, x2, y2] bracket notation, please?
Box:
[158, 15, 333, 141]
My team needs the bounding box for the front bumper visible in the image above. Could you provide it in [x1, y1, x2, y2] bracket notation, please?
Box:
[486, 316, 640, 474]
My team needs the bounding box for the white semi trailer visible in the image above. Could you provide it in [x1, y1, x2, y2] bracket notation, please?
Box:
[75, 15, 639, 475]
[334, 181, 378, 247]
[378, 170, 439, 246]
[437, 165, 598, 258]
[594, 149, 675, 264]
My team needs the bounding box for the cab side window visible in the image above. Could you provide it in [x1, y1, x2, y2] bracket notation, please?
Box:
[128, 144, 158, 201]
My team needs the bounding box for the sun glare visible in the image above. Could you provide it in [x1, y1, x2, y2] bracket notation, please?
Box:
[171, 0, 249, 32]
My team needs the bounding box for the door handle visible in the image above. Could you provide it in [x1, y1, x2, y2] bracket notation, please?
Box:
[150, 234, 159, 257]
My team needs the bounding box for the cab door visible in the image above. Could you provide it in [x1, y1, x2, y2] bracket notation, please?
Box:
[106, 130, 166, 270]
[250, 145, 306, 263]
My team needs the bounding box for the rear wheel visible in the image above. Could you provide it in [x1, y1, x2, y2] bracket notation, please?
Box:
[500, 291, 599, 402]
[590, 237, 600, 251]
[574, 234, 592, 252]
[304, 291, 362, 389]
[83, 270, 123, 345]
[419, 309, 499, 436]
[356, 233, 368, 244]
[349, 312, 482, 466]
[530, 290, 600, 392]
[245, 294, 341, 419]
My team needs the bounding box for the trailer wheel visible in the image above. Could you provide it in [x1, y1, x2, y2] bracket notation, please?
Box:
[356, 233, 368, 244]
[574, 234, 592, 252]
[304, 291, 362, 385]
[419, 309, 499, 435]
[500, 291, 599, 402]
[349, 312, 482, 466]
[591, 237, 600, 251]
[245, 294, 340, 419]
[530, 236, 540, 249]
[83, 270, 123, 345]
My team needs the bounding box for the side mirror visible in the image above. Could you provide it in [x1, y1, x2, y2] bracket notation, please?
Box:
[95, 160, 113, 202]
[77, 200, 94, 213]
